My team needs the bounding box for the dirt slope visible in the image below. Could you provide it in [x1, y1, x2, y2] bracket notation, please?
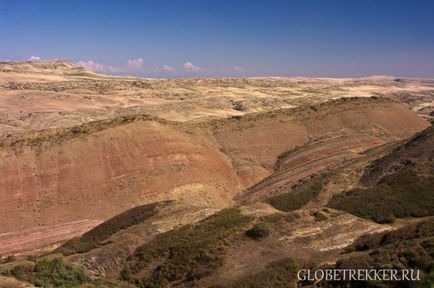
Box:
[361, 123, 434, 183]
[0, 220, 102, 256]
[0, 97, 429, 258]
[0, 120, 240, 234]
[2, 124, 432, 286]
[1, 61, 433, 288]
[234, 99, 430, 204]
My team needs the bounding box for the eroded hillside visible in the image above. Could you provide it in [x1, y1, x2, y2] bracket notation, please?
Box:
[0, 61, 433, 288]
[43, 124, 432, 288]
[0, 96, 428, 238]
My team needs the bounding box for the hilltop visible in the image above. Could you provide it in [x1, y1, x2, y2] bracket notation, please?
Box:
[0, 60, 433, 138]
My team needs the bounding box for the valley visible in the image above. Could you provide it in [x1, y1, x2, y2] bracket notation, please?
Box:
[0, 61, 433, 287]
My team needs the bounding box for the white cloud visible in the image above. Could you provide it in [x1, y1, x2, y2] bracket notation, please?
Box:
[76, 60, 117, 73]
[127, 58, 144, 69]
[233, 65, 247, 72]
[162, 64, 175, 72]
[28, 56, 41, 61]
[183, 61, 204, 72]
[77, 58, 144, 74]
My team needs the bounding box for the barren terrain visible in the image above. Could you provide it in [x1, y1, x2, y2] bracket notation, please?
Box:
[0, 61, 433, 287]
[1, 61, 433, 137]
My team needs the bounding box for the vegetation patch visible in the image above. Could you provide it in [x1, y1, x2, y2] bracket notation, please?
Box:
[233, 101, 247, 111]
[260, 211, 301, 225]
[9, 257, 89, 288]
[266, 177, 324, 212]
[328, 170, 434, 223]
[246, 222, 272, 240]
[311, 210, 328, 222]
[227, 258, 300, 288]
[361, 125, 433, 185]
[57, 202, 165, 255]
[0, 112, 170, 150]
[315, 220, 434, 287]
[0, 255, 16, 264]
[120, 208, 254, 287]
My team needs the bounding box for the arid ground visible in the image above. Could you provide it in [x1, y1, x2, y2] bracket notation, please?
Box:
[0, 61, 433, 287]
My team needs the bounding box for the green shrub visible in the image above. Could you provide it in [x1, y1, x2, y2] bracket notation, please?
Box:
[10, 263, 34, 279]
[323, 220, 434, 287]
[229, 258, 300, 288]
[26, 255, 37, 262]
[57, 202, 164, 255]
[0, 255, 16, 264]
[312, 210, 328, 221]
[121, 208, 254, 287]
[267, 178, 324, 212]
[246, 222, 272, 240]
[328, 170, 434, 223]
[11, 257, 89, 288]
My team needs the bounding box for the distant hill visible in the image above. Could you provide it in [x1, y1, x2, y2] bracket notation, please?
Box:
[0, 60, 99, 77]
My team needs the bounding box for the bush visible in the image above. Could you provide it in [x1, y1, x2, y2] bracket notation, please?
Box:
[10, 257, 90, 288]
[229, 258, 300, 288]
[324, 220, 434, 287]
[328, 170, 434, 223]
[1, 255, 16, 264]
[246, 222, 272, 240]
[267, 178, 324, 212]
[26, 255, 37, 262]
[11, 263, 34, 279]
[121, 208, 254, 287]
[57, 201, 163, 255]
[233, 102, 247, 111]
[312, 210, 328, 221]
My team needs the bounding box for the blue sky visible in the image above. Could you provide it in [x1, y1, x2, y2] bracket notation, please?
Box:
[1, 0, 434, 77]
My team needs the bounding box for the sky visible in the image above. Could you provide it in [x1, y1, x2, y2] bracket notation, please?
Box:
[1, 0, 434, 78]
